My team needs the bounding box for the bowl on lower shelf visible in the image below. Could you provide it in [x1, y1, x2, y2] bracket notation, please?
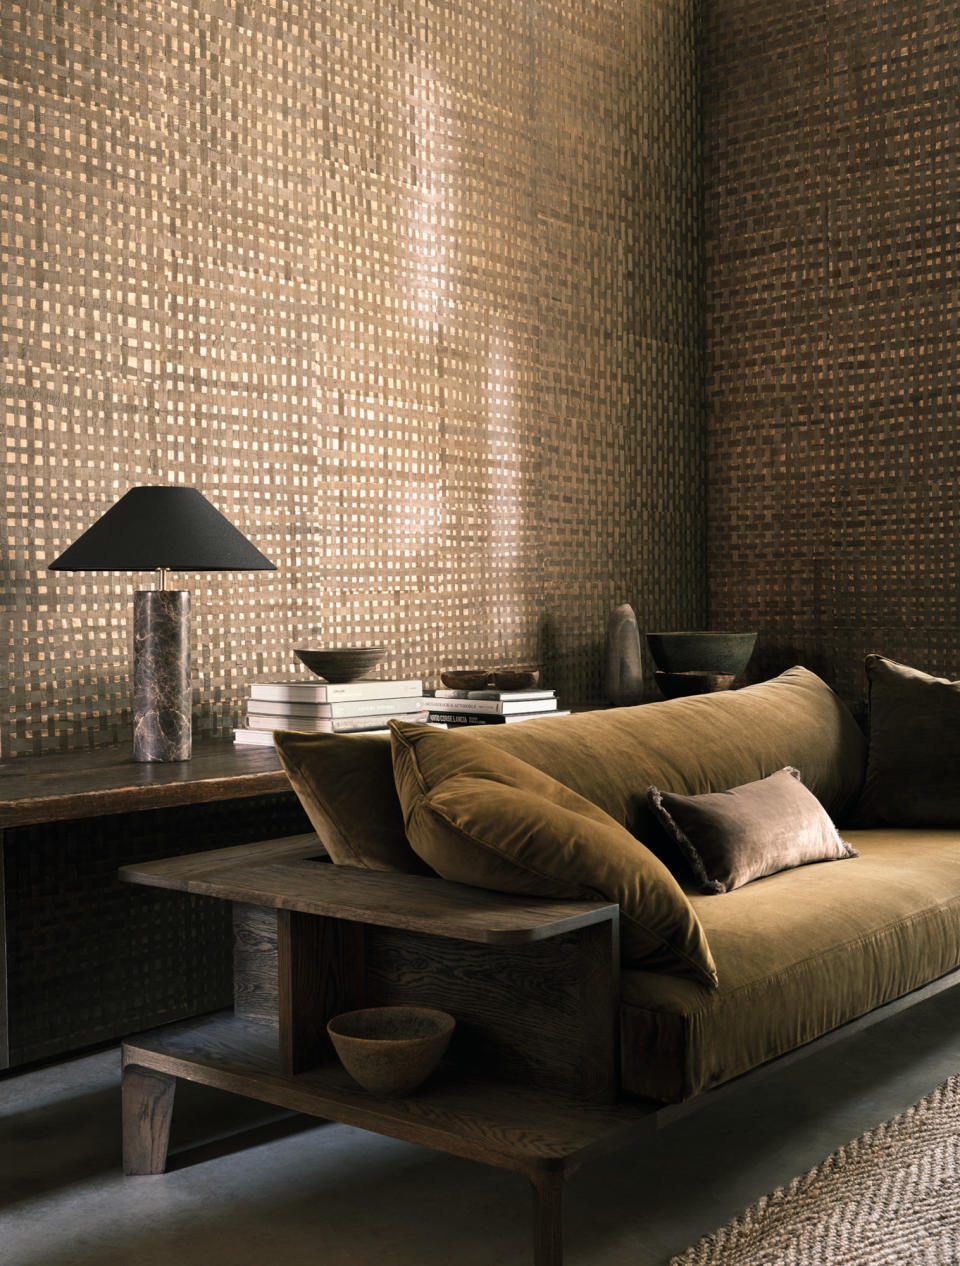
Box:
[327, 1005, 456, 1097]
[645, 631, 757, 679]
[294, 647, 384, 683]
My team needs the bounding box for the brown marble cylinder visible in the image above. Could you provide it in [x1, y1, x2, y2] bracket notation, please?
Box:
[133, 590, 191, 762]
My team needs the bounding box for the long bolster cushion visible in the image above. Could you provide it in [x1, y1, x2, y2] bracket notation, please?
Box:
[619, 828, 960, 1103]
[468, 665, 866, 835]
[274, 665, 865, 875]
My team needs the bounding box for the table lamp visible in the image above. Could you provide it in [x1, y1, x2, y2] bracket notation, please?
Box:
[49, 486, 276, 762]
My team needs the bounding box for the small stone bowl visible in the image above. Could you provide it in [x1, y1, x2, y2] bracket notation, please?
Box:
[440, 669, 491, 690]
[294, 647, 384, 683]
[646, 631, 757, 678]
[491, 667, 540, 691]
[440, 667, 541, 691]
[327, 1006, 455, 1097]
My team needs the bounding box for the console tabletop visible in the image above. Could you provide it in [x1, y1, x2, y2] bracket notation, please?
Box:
[0, 740, 289, 828]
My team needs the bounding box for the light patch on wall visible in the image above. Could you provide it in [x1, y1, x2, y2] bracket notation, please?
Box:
[6, 0, 705, 755]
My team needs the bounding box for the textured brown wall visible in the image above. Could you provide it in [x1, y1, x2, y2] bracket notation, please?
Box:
[3, 0, 703, 756]
[703, 0, 960, 703]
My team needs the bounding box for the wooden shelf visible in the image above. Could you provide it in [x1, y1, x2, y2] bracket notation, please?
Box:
[124, 1011, 654, 1175]
[121, 837, 618, 947]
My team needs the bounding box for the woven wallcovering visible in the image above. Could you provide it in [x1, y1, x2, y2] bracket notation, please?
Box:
[702, 0, 960, 705]
[2, 0, 703, 756]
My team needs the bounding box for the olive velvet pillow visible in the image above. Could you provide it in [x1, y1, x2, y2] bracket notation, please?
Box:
[273, 729, 429, 873]
[857, 654, 960, 826]
[390, 719, 718, 988]
[648, 767, 858, 894]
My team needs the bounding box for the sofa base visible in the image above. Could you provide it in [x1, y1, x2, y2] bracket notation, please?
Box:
[122, 1011, 656, 1266]
[118, 835, 960, 1266]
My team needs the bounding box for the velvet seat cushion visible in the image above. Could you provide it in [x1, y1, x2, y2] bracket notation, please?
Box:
[619, 828, 960, 1103]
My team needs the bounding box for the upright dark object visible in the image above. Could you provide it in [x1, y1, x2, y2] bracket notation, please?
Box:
[49, 486, 276, 762]
[605, 603, 644, 706]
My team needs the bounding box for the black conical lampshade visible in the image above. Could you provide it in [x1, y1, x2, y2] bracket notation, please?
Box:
[49, 486, 276, 572]
[48, 486, 276, 764]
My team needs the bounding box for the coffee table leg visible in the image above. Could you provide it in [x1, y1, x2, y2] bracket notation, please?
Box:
[122, 1065, 176, 1175]
[530, 1169, 564, 1266]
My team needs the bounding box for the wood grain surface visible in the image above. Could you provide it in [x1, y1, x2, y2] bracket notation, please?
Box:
[364, 925, 618, 1100]
[233, 905, 281, 1025]
[277, 910, 365, 1074]
[122, 1065, 177, 1175]
[122, 1013, 655, 1175]
[0, 741, 291, 828]
[121, 843, 617, 946]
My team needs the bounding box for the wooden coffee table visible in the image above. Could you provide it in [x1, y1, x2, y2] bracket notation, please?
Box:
[119, 835, 655, 1266]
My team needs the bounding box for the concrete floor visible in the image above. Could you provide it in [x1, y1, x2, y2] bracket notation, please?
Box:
[3, 990, 960, 1266]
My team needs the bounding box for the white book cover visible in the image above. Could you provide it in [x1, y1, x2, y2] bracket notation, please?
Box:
[244, 696, 426, 719]
[246, 709, 428, 734]
[418, 695, 558, 715]
[429, 688, 557, 702]
[248, 678, 422, 703]
[233, 727, 278, 746]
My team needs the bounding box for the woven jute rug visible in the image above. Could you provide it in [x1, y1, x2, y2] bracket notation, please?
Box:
[670, 1075, 960, 1265]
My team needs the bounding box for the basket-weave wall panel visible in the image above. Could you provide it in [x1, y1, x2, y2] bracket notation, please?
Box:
[2, 0, 704, 756]
[703, 0, 960, 703]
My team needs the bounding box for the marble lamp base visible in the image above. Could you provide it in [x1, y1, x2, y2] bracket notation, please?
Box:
[133, 590, 191, 762]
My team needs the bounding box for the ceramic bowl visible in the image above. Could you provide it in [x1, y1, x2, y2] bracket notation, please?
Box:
[491, 667, 540, 691]
[440, 670, 492, 690]
[327, 1006, 455, 1097]
[645, 632, 757, 678]
[294, 647, 384, 683]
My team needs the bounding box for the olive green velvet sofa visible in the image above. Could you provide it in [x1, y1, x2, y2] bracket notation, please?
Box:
[276, 661, 960, 1106]
[120, 657, 960, 1266]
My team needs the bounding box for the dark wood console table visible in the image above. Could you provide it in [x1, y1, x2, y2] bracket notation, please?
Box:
[0, 741, 312, 1069]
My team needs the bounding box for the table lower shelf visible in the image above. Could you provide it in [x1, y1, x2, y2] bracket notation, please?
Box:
[123, 1011, 656, 1176]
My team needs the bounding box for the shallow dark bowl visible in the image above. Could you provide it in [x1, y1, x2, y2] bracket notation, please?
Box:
[440, 670, 492, 690]
[654, 670, 736, 699]
[294, 647, 384, 683]
[327, 1006, 455, 1097]
[491, 668, 540, 691]
[645, 632, 757, 678]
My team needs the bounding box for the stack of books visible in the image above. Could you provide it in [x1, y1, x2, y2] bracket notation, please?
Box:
[234, 678, 427, 746]
[420, 687, 569, 727]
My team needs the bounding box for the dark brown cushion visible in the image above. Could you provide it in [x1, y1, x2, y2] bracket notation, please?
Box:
[648, 767, 858, 894]
[273, 730, 429, 872]
[857, 655, 960, 826]
[390, 719, 719, 987]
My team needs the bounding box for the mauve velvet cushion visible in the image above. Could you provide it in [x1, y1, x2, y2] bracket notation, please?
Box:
[856, 655, 960, 827]
[390, 719, 718, 987]
[648, 767, 858, 894]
